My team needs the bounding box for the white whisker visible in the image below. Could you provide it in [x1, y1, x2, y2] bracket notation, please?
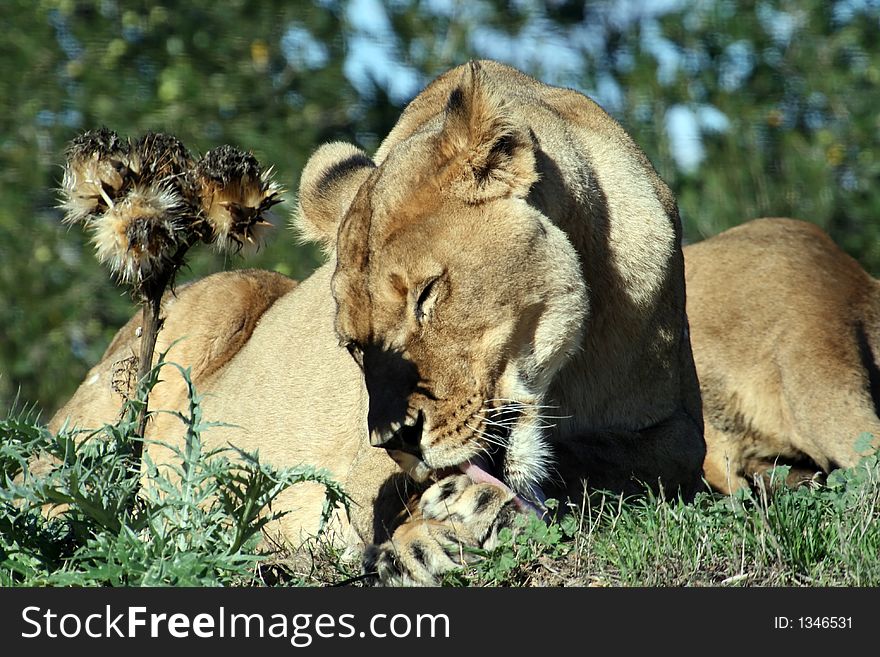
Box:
[482, 398, 561, 410]
[531, 414, 573, 420]
[471, 414, 516, 429]
[522, 422, 558, 430]
[464, 423, 509, 449]
[473, 409, 569, 432]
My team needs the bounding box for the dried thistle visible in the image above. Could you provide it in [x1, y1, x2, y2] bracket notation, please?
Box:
[58, 128, 285, 485]
[60, 131, 203, 286]
[90, 181, 187, 285]
[60, 127, 131, 225]
[59, 131, 283, 275]
[129, 131, 195, 183]
[190, 145, 283, 250]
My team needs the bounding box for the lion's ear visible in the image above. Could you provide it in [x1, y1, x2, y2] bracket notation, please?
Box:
[436, 61, 538, 203]
[294, 142, 376, 252]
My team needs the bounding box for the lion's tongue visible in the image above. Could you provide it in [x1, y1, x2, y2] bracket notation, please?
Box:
[460, 459, 545, 516]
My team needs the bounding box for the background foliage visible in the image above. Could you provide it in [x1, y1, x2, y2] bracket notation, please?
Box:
[3, 0, 880, 414]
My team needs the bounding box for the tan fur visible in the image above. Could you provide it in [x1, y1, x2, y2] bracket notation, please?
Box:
[52, 61, 705, 583]
[50, 263, 418, 549]
[53, 269, 297, 429]
[296, 142, 375, 254]
[319, 61, 704, 503]
[685, 217, 880, 493]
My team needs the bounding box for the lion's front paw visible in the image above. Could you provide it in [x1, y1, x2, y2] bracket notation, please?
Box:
[363, 475, 522, 586]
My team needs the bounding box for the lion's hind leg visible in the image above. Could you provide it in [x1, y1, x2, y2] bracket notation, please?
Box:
[49, 269, 296, 434]
[702, 424, 750, 494]
[769, 323, 880, 478]
[702, 422, 826, 494]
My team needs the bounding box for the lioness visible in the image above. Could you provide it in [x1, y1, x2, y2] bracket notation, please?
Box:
[685, 217, 880, 493]
[51, 60, 705, 584]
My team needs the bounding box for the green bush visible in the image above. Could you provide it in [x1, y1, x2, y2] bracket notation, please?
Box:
[0, 360, 348, 587]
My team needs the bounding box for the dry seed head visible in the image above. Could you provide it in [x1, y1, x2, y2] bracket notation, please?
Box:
[192, 145, 282, 250]
[130, 131, 195, 184]
[60, 127, 131, 224]
[90, 181, 186, 284]
[62, 129, 282, 294]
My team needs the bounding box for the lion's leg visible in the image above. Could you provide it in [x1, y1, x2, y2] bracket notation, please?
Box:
[49, 270, 297, 436]
[779, 345, 880, 472]
[549, 409, 706, 501]
[701, 424, 750, 494]
[702, 424, 825, 494]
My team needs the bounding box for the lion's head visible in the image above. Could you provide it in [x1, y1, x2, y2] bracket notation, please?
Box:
[295, 65, 587, 506]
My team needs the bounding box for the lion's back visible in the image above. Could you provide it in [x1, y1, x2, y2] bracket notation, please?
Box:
[685, 217, 877, 371]
[49, 268, 297, 433]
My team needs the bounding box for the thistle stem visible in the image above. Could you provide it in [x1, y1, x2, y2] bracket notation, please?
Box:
[129, 242, 191, 474]
[130, 275, 168, 471]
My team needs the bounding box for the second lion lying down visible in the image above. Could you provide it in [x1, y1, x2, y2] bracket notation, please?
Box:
[685, 217, 880, 492]
[51, 60, 705, 584]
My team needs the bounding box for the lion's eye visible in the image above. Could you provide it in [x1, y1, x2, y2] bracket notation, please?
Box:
[414, 276, 441, 323]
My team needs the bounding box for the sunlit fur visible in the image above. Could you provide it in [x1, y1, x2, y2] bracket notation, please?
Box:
[322, 61, 703, 509]
[686, 217, 880, 493]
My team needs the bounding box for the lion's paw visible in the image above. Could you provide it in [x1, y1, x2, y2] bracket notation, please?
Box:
[363, 475, 521, 586]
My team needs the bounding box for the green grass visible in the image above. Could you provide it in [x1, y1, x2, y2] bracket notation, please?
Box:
[3, 365, 878, 587]
[448, 457, 880, 587]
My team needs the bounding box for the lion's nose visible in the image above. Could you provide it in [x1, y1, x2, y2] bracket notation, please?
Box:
[369, 411, 424, 457]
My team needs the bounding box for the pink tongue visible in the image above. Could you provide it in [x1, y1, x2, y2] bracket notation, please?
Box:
[460, 461, 544, 516]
